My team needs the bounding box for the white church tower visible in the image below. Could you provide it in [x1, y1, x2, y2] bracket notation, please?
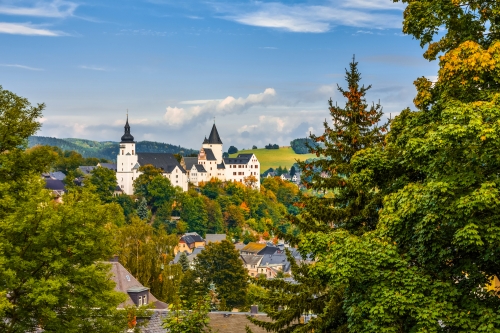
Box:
[202, 123, 223, 163]
[116, 115, 138, 195]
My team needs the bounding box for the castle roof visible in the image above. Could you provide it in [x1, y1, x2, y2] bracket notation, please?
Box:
[183, 157, 198, 170]
[137, 153, 186, 174]
[207, 123, 222, 144]
[121, 115, 135, 143]
[203, 148, 217, 161]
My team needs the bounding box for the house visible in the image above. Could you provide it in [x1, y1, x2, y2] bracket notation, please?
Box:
[108, 256, 167, 309]
[78, 165, 96, 175]
[173, 247, 205, 268]
[174, 232, 205, 255]
[98, 162, 117, 171]
[42, 171, 66, 181]
[256, 254, 291, 279]
[44, 178, 66, 202]
[240, 242, 279, 256]
[140, 312, 272, 333]
[240, 242, 266, 255]
[241, 254, 263, 277]
[280, 173, 291, 181]
[205, 234, 227, 244]
[266, 171, 276, 178]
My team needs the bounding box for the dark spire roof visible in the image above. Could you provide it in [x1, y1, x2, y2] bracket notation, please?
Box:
[121, 115, 135, 143]
[207, 123, 222, 144]
[203, 136, 208, 144]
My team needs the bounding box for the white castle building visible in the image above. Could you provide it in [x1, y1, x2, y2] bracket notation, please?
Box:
[116, 117, 260, 195]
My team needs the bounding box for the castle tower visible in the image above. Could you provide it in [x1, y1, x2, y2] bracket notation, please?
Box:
[202, 123, 223, 164]
[117, 115, 138, 194]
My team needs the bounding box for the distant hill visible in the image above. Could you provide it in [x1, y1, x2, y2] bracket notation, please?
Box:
[229, 147, 316, 171]
[28, 136, 198, 162]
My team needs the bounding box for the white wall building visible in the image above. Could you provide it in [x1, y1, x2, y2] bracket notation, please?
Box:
[116, 117, 188, 194]
[116, 118, 260, 194]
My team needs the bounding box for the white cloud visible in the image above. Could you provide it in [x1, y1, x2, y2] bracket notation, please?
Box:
[218, 1, 403, 33]
[0, 22, 63, 36]
[0, 0, 78, 18]
[164, 88, 277, 126]
[0, 63, 43, 70]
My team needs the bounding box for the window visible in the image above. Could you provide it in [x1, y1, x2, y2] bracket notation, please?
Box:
[121, 150, 124, 155]
[138, 296, 143, 306]
[233, 172, 236, 175]
[143, 295, 147, 305]
[132, 150, 134, 155]
[176, 175, 178, 178]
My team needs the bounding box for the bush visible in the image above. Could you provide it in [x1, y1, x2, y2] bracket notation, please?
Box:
[264, 143, 279, 149]
[228, 146, 238, 154]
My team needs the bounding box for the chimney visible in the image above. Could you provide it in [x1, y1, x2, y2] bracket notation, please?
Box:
[250, 305, 258, 315]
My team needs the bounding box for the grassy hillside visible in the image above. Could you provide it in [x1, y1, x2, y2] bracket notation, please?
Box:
[28, 136, 198, 162]
[230, 147, 316, 171]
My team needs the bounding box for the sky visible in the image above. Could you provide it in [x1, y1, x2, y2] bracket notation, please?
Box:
[0, 0, 439, 150]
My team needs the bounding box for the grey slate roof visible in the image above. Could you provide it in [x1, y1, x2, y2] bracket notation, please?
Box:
[98, 163, 117, 171]
[138, 153, 186, 174]
[282, 173, 291, 180]
[260, 254, 291, 272]
[258, 245, 280, 256]
[205, 234, 226, 243]
[207, 123, 223, 144]
[183, 157, 198, 171]
[194, 164, 207, 172]
[224, 154, 253, 165]
[42, 171, 66, 180]
[44, 179, 66, 191]
[141, 312, 272, 333]
[181, 232, 204, 245]
[203, 148, 217, 161]
[217, 163, 225, 169]
[241, 254, 263, 266]
[78, 165, 96, 175]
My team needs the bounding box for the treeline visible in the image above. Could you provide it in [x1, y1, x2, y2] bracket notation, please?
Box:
[264, 143, 279, 149]
[28, 136, 198, 161]
[290, 137, 318, 154]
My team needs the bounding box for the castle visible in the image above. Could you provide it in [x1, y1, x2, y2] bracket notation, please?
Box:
[116, 117, 260, 194]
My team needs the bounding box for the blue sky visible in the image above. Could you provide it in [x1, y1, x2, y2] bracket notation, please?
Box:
[0, 0, 438, 150]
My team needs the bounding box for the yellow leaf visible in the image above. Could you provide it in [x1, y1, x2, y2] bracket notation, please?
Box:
[481, 135, 486, 141]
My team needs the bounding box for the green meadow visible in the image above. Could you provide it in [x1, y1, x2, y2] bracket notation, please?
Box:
[229, 147, 316, 171]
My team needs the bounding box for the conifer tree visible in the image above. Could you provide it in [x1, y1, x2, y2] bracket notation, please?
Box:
[137, 197, 149, 220]
[250, 58, 387, 332]
[179, 252, 190, 272]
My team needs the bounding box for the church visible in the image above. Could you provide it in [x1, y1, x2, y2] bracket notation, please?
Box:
[116, 117, 260, 195]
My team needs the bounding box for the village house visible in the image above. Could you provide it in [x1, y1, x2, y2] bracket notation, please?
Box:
[174, 232, 205, 255]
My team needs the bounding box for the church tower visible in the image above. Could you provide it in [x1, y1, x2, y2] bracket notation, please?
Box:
[117, 115, 138, 194]
[202, 123, 223, 164]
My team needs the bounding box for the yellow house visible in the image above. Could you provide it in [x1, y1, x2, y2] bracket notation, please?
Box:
[174, 232, 205, 255]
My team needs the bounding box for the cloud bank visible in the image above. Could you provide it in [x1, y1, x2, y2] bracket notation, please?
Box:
[0, 0, 78, 18]
[218, 0, 404, 33]
[0, 22, 63, 36]
[164, 88, 277, 126]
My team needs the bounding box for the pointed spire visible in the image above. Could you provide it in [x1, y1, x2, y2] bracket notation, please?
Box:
[207, 123, 222, 144]
[121, 114, 135, 143]
[203, 136, 209, 144]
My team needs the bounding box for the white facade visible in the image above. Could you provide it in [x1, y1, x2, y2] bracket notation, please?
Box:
[116, 119, 260, 193]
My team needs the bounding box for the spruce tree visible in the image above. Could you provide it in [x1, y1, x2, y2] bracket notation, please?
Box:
[137, 197, 149, 220]
[250, 58, 387, 332]
[178, 252, 190, 272]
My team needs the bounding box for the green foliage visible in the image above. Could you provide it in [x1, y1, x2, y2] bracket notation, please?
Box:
[180, 193, 209, 236]
[117, 217, 181, 303]
[0, 86, 127, 332]
[194, 240, 248, 310]
[87, 166, 117, 203]
[228, 145, 238, 154]
[28, 136, 198, 161]
[163, 292, 213, 333]
[178, 252, 190, 272]
[114, 194, 136, 222]
[290, 138, 318, 154]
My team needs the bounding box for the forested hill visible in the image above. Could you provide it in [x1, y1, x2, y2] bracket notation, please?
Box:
[28, 136, 198, 162]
